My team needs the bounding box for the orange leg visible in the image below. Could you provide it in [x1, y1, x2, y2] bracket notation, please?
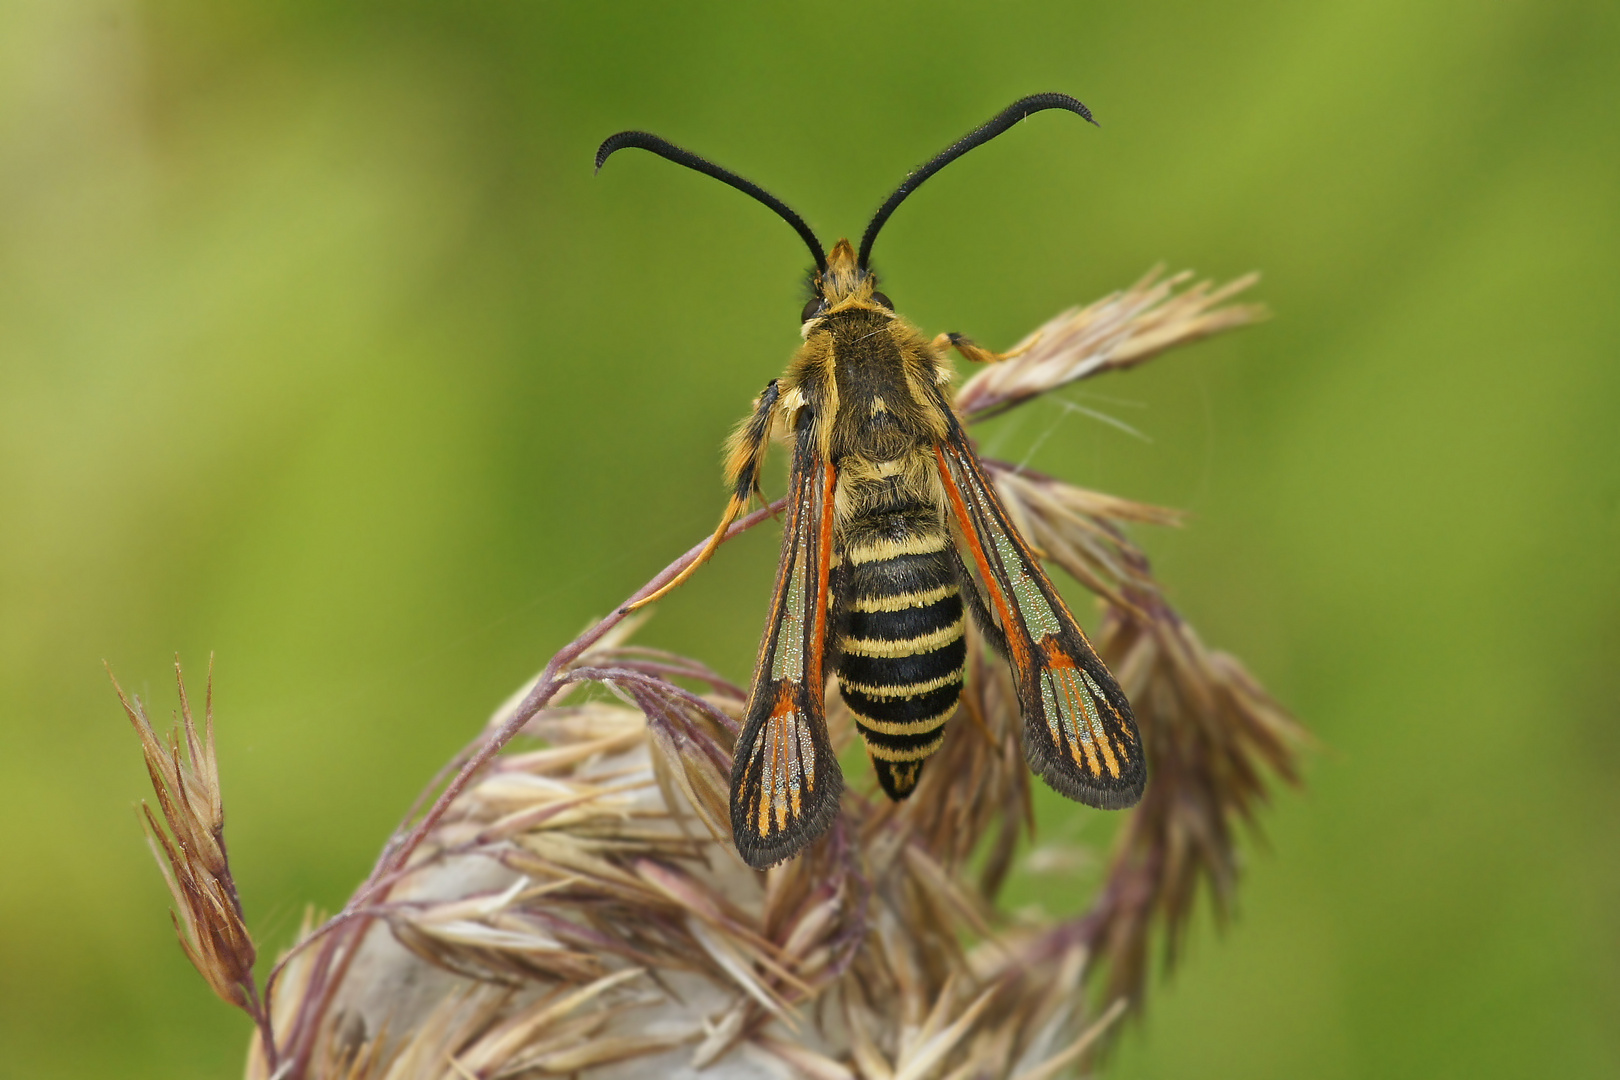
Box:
[931, 330, 1041, 364]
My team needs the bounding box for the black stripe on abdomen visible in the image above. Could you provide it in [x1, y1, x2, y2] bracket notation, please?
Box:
[835, 516, 965, 800]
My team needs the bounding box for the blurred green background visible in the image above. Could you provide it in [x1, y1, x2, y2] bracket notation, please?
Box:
[2, 0, 1616, 1077]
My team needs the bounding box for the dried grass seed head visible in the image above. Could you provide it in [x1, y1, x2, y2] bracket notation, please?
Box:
[118, 266, 1300, 1080]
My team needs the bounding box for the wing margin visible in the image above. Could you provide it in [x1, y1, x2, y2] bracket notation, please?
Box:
[729, 426, 843, 868]
[934, 417, 1146, 809]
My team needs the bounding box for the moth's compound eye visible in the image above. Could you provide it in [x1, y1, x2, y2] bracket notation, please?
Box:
[869, 291, 893, 311]
[801, 297, 826, 323]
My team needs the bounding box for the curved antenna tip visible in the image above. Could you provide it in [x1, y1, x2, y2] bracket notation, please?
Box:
[594, 130, 647, 175]
[590, 129, 826, 273]
[858, 92, 1100, 268]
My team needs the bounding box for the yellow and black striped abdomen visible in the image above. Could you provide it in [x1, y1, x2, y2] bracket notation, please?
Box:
[836, 506, 965, 799]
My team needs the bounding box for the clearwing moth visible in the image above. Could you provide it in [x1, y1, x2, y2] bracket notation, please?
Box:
[597, 93, 1146, 869]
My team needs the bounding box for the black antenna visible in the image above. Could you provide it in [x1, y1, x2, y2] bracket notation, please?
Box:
[596, 131, 827, 276]
[857, 92, 1098, 269]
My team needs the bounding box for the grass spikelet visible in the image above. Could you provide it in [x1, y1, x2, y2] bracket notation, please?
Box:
[111, 657, 278, 1070]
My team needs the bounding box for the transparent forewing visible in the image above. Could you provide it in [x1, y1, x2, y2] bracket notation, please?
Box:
[730, 435, 843, 868]
[935, 423, 1146, 809]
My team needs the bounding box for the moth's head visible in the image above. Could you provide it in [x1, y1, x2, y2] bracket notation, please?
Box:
[801, 240, 894, 326]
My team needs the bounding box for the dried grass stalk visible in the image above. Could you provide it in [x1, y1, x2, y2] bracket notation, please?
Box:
[120, 268, 1297, 1078]
[955, 267, 1266, 422]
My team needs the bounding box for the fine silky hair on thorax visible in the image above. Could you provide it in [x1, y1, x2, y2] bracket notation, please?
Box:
[597, 93, 1145, 870]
